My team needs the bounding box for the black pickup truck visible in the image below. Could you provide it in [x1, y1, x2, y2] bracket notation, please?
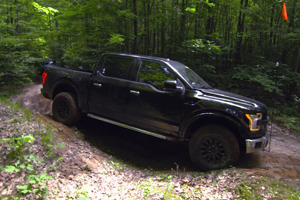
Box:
[41, 53, 269, 171]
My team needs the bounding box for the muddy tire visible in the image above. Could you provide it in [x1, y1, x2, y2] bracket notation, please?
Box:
[189, 125, 239, 171]
[52, 92, 81, 125]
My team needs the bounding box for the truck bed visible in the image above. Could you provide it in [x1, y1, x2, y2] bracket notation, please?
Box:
[41, 64, 92, 112]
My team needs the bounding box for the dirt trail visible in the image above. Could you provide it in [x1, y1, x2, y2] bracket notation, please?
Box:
[14, 83, 300, 180]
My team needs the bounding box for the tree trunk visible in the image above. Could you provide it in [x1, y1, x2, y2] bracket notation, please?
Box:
[160, 0, 165, 56]
[179, 0, 186, 45]
[235, 0, 248, 64]
[132, 0, 138, 54]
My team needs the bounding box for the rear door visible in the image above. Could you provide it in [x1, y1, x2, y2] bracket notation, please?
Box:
[88, 55, 136, 121]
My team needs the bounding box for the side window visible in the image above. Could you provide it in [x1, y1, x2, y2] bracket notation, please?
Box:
[100, 56, 133, 79]
[138, 61, 176, 90]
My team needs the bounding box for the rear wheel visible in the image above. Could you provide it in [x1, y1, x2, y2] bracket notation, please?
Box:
[189, 125, 239, 171]
[52, 92, 81, 125]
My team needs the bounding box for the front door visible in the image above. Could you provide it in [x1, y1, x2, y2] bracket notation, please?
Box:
[124, 60, 185, 136]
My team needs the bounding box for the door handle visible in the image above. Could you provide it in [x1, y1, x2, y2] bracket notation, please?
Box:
[130, 90, 140, 96]
[93, 83, 102, 87]
[184, 101, 195, 106]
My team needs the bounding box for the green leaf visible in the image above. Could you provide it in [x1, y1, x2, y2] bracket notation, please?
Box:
[5, 166, 20, 173]
[32, 2, 59, 15]
[204, 0, 215, 8]
[22, 134, 34, 143]
[185, 7, 196, 13]
[16, 184, 32, 194]
[39, 173, 52, 184]
[20, 164, 26, 169]
[15, 160, 20, 167]
[29, 179, 37, 184]
[108, 34, 125, 45]
[26, 164, 34, 171]
[57, 157, 63, 163]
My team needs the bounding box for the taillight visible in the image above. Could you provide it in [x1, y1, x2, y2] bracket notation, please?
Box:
[42, 72, 48, 84]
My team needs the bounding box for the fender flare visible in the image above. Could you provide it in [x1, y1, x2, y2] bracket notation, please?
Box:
[181, 111, 247, 150]
[52, 78, 78, 98]
[51, 78, 87, 111]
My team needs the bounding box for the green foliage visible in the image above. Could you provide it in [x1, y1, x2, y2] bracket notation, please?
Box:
[181, 39, 221, 60]
[0, 101, 64, 199]
[1, 134, 53, 199]
[235, 183, 259, 199]
[219, 61, 300, 118]
[75, 184, 90, 200]
[17, 172, 52, 198]
[0, 0, 52, 86]
[234, 176, 300, 200]
[203, 0, 215, 8]
[1, 0, 300, 126]
[1, 134, 35, 161]
[110, 160, 126, 171]
[185, 7, 196, 13]
[108, 34, 125, 45]
[275, 114, 300, 135]
[32, 2, 59, 15]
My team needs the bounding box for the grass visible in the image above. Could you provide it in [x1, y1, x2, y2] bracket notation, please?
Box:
[234, 176, 300, 200]
[136, 169, 300, 200]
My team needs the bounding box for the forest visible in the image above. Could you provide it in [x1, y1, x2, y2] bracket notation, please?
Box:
[1, 0, 300, 119]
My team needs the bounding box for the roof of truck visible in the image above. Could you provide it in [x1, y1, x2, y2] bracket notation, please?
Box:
[103, 52, 173, 63]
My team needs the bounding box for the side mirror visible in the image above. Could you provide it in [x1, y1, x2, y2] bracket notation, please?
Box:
[164, 80, 177, 90]
[164, 80, 184, 95]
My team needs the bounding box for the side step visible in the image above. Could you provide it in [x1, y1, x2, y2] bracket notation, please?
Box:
[87, 114, 179, 142]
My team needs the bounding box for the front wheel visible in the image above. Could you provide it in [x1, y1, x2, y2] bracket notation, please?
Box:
[189, 125, 239, 171]
[52, 92, 81, 125]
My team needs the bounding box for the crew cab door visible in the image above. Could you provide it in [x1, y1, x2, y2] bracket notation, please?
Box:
[88, 55, 136, 121]
[124, 59, 185, 136]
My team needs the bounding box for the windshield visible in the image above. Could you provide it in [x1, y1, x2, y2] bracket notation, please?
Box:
[169, 61, 211, 89]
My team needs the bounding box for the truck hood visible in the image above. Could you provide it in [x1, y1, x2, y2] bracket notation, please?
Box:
[195, 88, 268, 113]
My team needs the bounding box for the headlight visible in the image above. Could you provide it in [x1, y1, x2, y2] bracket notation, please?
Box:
[245, 113, 262, 131]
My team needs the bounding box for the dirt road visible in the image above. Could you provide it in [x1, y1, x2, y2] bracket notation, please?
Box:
[14, 83, 300, 181]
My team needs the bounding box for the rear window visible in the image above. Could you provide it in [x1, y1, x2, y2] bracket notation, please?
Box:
[100, 56, 134, 80]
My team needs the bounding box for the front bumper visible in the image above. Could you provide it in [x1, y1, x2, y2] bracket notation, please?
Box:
[245, 132, 269, 153]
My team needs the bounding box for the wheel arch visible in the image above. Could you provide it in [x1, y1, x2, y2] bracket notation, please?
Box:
[182, 111, 246, 151]
[52, 79, 78, 99]
[51, 78, 88, 112]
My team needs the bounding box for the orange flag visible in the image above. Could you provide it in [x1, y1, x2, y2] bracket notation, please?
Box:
[282, 2, 288, 21]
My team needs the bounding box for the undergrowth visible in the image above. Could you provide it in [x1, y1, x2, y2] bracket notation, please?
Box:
[274, 115, 300, 135]
[270, 108, 300, 136]
[135, 168, 300, 200]
[0, 99, 64, 199]
[234, 175, 300, 200]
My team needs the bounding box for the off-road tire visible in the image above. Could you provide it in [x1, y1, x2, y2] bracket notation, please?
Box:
[52, 92, 81, 125]
[189, 125, 239, 171]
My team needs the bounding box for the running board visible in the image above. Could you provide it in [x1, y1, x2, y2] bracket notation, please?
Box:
[87, 114, 178, 142]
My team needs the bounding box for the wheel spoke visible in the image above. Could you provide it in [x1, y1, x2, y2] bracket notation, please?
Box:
[200, 137, 227, 164]
[57, 101, 69, 119]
